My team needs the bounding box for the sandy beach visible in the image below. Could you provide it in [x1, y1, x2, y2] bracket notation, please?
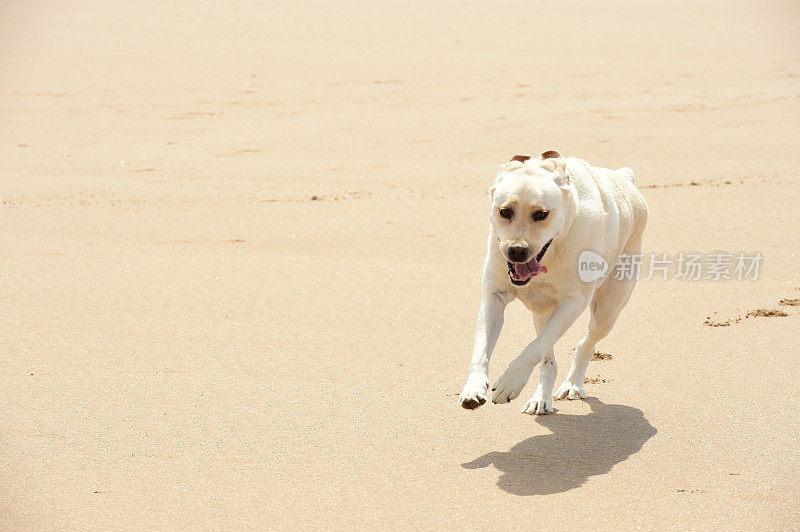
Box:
[2, 0, 799, 528]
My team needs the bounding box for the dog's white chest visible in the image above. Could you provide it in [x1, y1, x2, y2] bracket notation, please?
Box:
[515, 281, 562, 314]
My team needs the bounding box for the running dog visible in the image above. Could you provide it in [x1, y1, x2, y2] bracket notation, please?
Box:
[459, 150, 648, 414]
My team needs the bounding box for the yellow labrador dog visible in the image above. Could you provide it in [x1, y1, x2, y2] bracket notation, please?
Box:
[459, 151, 648, 414]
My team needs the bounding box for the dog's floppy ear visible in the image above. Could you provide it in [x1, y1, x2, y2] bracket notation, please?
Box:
[491, 161, 517, 198]
[549, 159, 570, 188]
[489, 171, 506, 198]
[539, 152, 570, 187]
[553, 167, 570, 188]
[489, 171, 501, 198]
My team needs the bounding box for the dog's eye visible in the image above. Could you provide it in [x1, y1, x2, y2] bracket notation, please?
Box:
[498, 207, 513, 219]
[532, 210, 549, 221]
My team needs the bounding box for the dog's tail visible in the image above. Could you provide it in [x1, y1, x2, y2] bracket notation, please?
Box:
[616, 167, 635, 184]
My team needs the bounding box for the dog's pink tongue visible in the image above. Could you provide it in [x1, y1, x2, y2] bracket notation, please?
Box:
[514, 258, 547, 281]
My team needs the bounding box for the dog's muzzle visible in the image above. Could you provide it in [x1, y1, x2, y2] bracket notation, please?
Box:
[507, 239, 552, 285]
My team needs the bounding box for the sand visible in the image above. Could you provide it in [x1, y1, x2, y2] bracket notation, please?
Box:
[1, 0, 799, 529]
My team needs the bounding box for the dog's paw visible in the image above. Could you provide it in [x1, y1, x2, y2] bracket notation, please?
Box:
[459, 374, 489, 409]
[492, 362, 532, 404]
[522, 389, 554, 415]
[554, 379, 588, 400]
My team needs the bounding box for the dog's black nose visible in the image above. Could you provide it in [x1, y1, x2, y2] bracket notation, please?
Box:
[507, 244, 530, 263]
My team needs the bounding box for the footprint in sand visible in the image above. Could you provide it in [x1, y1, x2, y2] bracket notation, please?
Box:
[704, 299, 797, 326]
[746, 308, 788, 318]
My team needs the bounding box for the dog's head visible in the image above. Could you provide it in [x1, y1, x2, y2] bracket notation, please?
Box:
[489, 151, 572, 286]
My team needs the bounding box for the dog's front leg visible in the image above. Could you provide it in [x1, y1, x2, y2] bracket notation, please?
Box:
[460, 290, 511, 409]
[492, 296, 588, 404]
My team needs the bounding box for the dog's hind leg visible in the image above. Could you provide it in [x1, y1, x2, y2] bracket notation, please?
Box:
[555, 232, 643, 400]
[522, 312, 557, 415]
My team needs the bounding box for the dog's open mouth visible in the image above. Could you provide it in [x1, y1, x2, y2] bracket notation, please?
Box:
[507, 240, 552, 285]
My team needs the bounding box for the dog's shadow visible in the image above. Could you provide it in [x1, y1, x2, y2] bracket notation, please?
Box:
[462, 397, 656, 496]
